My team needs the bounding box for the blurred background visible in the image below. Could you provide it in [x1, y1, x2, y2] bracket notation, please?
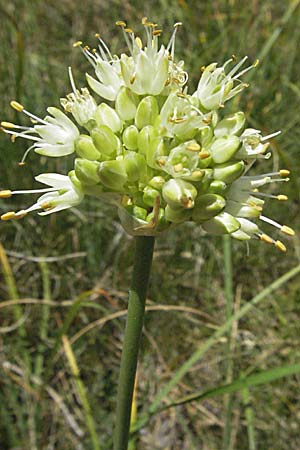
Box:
[0, 1, 300, 449]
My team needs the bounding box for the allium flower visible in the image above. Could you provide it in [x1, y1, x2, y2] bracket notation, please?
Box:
[1, 18, 294, 251]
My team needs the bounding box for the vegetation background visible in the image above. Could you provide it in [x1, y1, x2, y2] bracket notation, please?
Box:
[0, 0, 300, 449]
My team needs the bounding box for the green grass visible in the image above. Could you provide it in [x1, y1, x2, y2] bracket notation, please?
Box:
[1, 1, 300, 449]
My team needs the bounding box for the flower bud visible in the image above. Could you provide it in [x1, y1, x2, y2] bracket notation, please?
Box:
[115, 86, 139, 121]
[207, 180, 227, 194]
[75, 159, 101, 185]
[146, 137, 167, 169]
[210, 135, 240, 164]
[213, 161, 245, 183]
[163, 140, 199, 179]
[149, 175, 166, 190]
[202, 212, 240, 235]
[165, 204, 191, 223]
[75, 135, 101, 160]
[122, 125, 139, 150]
[143, 186, 161, 207]
[137, 125, 157, 157]
[226, 200, 261, 218]
[133, 205, 148, 221]
[98, 160, 128, 190]
[162, 179, 197, 209]
[68, 170, 83, 192]
[196, 126, 213, 149]
[214, 112, 245, 138]
[124, 152, 147, 182]
[91, 125, 120, 157]
[192, 194, 226, 222]
[146, 207, 168, 231]
[135, 96, 159, 130]
[95, 103, 122, 133]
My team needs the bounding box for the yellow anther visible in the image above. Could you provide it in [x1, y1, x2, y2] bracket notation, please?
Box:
[141, 17, 148, 25]
[277, 195, 288, 201]
[130, 73, 136, 84]
[94, 33, 100, 38]
[18, 162, 26, 166]
[199, 151, 210, 159]
[1, 121, 16, 129]
[152, 30, 162, 36]
[92, 48, 97, 53]
[260, 234, 273, 244]
[279, 169, 290, 177]
[253, 59, 260, 67]
[231, 54, 237, 61]
[73, 41, 82, 48]
[41, 202, 52, 210]
[11, 135, 16, 143]
[116, 21, 126, 27]
[135, 37, 143, 49]
[200, 65, 206, 72]
[174, 22, 183, 28]
[281, 225, 295, 236]
[191, 170, 204, 179]
[0, 190, 12, 198]
[275, 240, 286, 252]
[203, 117, 212, 124]
[181, 197, 193, 209]
[124, 28, 133, 33]
[10, 100, 24, 112]
[164, 78, 171, 86]
[1, 211, 16, 221]
[174, 117, 186, 124]
[84, 45, 90, 51]
[174, 163, 183, 173]
[158, 158, 166, 166]
[176, 92, 186, 98]
[243, 83, 250, 88]
[186, 142, 200, 152]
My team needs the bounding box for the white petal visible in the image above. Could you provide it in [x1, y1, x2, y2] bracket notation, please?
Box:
[86, 73, 118, 101]
[34, 143, 75, 157]
[35, 173, 72, 188]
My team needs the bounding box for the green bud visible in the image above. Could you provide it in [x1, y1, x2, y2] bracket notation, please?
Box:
[91, 126, 119, 157]
[165, 204, 191, 223]
[213, 161, 245, 183]
[81, 184, 104, 197]
[162, 179, 197, 210]
[210, 136, 240, 164]
[68, 170, 83, 192]
[207, 180, 227, 194]
[135, 96, 159, 129]
[98, 160, 128, 190]
[226, 200, 261, 218]
[196, 126, 213, 149]
[133, 205, 148, 221]
[115, 86, 139, 121]
[202, 212, 240, 235]
[123, 125, 139, 150]
[163, 140, 199, 179]
[124, 151, 147, 182]
[75, 135, 101, 160]
[137, 125, 156, 157]
[143, 186, 161, 207]
[192, 194, 226, 222]
[75, 159, 100, 185]
[95, 103, 122, 133]
[214, 112, 245, 138]
[146, 137, 167, 169]
[149, 175, 166, 190]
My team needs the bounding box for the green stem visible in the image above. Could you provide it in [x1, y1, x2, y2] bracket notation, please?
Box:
[113, 236, 155, 450]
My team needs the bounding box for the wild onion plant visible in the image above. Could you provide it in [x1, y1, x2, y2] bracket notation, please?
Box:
[0, 18, 294, 450]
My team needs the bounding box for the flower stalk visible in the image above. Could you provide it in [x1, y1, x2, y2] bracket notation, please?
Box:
[114, 235, 155, 450]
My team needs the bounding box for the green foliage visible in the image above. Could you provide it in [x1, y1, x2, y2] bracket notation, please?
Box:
[1, 1, 300, 449]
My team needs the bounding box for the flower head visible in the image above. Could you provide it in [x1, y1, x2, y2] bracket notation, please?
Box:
[0, 19, 293, 251]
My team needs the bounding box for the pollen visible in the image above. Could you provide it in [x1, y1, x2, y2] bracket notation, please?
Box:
[1, 211, 16, 221]
[1, 121, 16, 129]
[281, 225, 295, 236]
[260, 234, 273, 244]
[277, 195, 288, 201]
[10, 101, 24, 112]
[280, 169, 290, 177]
[0, 190, 12, 198]
[94, 33, 100, 38]
[153, 30, 162, 36]
[275, 240, 287, 252]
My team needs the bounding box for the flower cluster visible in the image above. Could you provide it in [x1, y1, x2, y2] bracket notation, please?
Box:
[0, 19, 294, 250]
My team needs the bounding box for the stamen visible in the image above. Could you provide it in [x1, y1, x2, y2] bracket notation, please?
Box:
[186, 142, 200, 152]
[116, 21, 126, 27]
[260, 233, 274, 244]
[68, 67, 79, 97]
[279, 169, 290, 177]
[275, 240, 286, 252]
[261, 130, 281, 141]
[1, 211, 16, 221]
[10, 101, 24, 112]
[73, 41, 83, 48]
[11, 187, 57, 195]
[281, 225, 295, 236]
[199, 151, 210, 159]
[260, 215, 295, 236]
[0, 190, 12, 198]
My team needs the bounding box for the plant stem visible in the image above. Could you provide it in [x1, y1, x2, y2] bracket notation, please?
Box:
[113, 236, 155, 450]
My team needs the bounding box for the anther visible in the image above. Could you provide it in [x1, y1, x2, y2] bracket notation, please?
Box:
[200, 66, 206, 72]
[253, 59, 260, 67]
[1, 121, 16, 129]
[186, 142, 200, 152]
[281, 225, 295, 236]
[174, 163, 183, 173]
[141, 17, 148, 25]
[275, 240, 286, 252]
[94, 33, 100, 38]
[277, 195, 288, 201]
[279, 169, 290, 177]
[174, 22, 182, 28]
[18, 162, 26, 166]
[10, 101, 24, 112]
[41, 202, 52, 210]
[125, 28, 133, 33]
[152, 30, 162, 36]
[73, 41, 82, 48]
[116, 21, 126, 27]
[260, 234, 273, 244]
[181, 197, 193, 209]
[130, 73, 136, 84]
[0, 190, 12, 198]
[1, 211, 16, 221]
[199, 151, 210, 159]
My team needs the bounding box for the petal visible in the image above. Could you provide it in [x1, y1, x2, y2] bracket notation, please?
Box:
[86, 73, 117, 101]
[35, 173, 72, 188]
[34, 143, 75, 157]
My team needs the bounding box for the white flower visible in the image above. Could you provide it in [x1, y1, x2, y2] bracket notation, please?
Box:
[235, 128, 280, 160]
[193, 57, 259, 111]
[0, 173, 84, 220]
[1, 102, 79, 158]
[60, 68, 97, 129]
